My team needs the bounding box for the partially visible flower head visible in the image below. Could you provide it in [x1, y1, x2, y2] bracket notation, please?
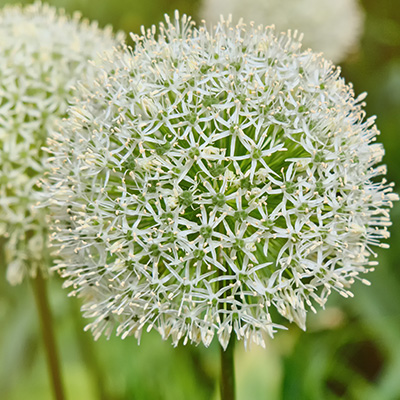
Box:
[200, 0, 365, 62]
[0, 2, 124, 285]
[45, 13, 396, 349]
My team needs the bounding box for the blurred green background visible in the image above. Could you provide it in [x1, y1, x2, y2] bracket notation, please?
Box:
[1, 0, 400, 399]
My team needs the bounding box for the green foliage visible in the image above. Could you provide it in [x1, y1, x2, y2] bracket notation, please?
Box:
[1, 0, 400, 399]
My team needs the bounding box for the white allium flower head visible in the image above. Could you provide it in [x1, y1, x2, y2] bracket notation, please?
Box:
[200, 0, 365, 62]
[45, 12, 397, 349]
[0, 2, 125, 285]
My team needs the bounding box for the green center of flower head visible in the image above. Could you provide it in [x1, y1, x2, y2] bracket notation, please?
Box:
[47, 12, 397, 348]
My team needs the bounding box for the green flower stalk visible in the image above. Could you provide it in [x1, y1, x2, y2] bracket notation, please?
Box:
[0, 2, 124, 285]
[0, 3, 124, 399]
[45, 13, 396, 352]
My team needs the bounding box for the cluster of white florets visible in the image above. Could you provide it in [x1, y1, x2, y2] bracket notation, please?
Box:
[200, 0, 365, 62]
[45, 13, 396, 349]
[0, 2, 124, 285]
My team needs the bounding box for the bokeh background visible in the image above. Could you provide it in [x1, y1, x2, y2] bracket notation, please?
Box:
[1, 0, 400, 399]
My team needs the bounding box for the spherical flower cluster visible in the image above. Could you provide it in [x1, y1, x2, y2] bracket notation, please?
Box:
[45, 13, 396, 349]
[0, 2, 124, 285]
[200, 0, 365, 63]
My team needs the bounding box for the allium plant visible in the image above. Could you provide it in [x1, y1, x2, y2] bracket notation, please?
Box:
[46, 13, 396, 353]
[200, 0, 365, 63]
[0, 2, 124, 285]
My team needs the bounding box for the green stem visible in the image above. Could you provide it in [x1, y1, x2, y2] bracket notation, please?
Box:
[71, 298, 109, 400]
[220, 338, 236, 400]
[31, 271, 66, 400]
